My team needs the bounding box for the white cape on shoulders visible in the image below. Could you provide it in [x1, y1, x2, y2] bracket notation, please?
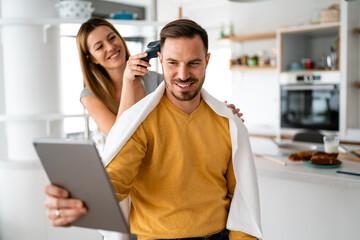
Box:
[99, 82, 262, 240]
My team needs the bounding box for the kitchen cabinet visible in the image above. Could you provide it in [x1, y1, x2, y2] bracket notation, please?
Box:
[278, 22, 340, 73]
[251, 137, 360, 240]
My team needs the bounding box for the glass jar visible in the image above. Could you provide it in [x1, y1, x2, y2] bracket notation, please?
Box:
[247, 54, 258, 66]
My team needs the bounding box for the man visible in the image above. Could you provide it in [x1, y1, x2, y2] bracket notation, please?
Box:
[45, 19, 262, 240]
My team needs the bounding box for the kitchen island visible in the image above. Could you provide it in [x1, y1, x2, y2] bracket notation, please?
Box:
[251, 137, 360, 240]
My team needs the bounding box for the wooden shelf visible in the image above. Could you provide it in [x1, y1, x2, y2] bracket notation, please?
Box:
[230, 65, 276, 71]
[219, 32, 276, 42]
[0, 18, 165, 27]
[280, 69, 340, 74]
[355, 27, 360, 33]
[278, 22, 340, 35]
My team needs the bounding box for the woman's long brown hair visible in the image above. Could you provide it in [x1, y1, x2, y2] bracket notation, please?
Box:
[76, 17, 131, 115]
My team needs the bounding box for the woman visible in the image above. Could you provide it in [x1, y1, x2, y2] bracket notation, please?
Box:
[44, 17, 243, 227]
[78, 17, 163, 135]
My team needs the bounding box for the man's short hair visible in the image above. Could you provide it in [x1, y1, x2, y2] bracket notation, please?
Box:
[160, 19, 208, 54]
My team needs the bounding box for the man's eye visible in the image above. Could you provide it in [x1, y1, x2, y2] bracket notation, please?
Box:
[168, 62, 177, 65]
[190, 62, 200, 66]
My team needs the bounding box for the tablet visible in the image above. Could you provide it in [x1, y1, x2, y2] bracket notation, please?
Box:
[33, 138, 129, 233]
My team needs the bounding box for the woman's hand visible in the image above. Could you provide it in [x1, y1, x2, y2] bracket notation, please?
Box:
[123, 53, 151, 82]
[44, 184, 87, 227]
[225, 101, 244, 122]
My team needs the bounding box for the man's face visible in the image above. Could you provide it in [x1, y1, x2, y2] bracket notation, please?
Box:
[158, 35, 210, 103]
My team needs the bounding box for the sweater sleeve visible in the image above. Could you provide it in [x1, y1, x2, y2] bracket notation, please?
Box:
[106, 124, 148, 201]
[226, 157, 257, 240]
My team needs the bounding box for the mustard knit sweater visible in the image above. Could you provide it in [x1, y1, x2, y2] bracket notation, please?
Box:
[106, 96, 255, 240]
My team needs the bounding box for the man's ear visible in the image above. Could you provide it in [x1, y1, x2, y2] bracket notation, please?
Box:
[205, 53, 211, 67]
[158, 52, 163, 64]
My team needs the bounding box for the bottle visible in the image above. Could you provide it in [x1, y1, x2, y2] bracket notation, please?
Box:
[220, 24, 225, 38]
[270, 48, 277, 67]
[319, 52, 326, 69]
[230, 22, 234, 36]
[327, 46, 337, 70]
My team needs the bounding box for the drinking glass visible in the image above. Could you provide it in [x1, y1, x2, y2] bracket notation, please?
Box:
[323, 135, 339, 153]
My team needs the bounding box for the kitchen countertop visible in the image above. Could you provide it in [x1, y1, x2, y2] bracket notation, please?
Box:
[1, 137, 360, 191]
[250, 137, 360, 190]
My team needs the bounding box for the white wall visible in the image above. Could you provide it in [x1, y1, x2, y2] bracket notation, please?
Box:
[339, 0, 360, 141]
[0, 1, 6, 157]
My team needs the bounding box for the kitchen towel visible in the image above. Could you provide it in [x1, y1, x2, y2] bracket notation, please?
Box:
[99, 82, 263, 240]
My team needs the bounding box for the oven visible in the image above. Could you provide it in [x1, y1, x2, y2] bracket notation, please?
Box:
[280, 73, 340, 131]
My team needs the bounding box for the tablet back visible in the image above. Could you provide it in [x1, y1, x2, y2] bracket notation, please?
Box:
[33, 138, 129, 233]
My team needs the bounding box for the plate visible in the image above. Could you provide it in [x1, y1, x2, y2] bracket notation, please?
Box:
[303, 160, 342, 169]
[278, 142, 317, 154]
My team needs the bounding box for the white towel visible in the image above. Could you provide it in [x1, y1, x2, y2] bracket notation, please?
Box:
[100, 82, 262, 240]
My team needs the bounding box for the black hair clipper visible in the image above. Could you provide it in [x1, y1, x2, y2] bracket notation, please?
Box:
[136, 40, 160, 77]
[141, 40, 160, 64]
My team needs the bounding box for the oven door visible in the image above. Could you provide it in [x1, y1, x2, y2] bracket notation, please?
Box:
[280, 84, 339, 131]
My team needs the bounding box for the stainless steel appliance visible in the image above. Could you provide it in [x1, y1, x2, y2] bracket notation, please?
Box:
[280, 72, 340, 131]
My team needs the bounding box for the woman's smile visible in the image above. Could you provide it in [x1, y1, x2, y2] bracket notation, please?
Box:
[107, 50, 121, 60]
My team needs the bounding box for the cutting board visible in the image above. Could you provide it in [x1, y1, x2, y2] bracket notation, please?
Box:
[338, 152, 360, 162]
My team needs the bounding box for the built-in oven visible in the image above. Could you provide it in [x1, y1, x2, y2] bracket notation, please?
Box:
[280, 72, 340, 131]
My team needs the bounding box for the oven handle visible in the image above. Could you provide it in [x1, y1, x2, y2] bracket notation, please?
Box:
[281, 84, 336, 91]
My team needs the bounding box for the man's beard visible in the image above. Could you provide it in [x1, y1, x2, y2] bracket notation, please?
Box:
[164, 76, 205, 102]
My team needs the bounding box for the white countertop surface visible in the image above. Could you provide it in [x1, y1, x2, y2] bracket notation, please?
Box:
[1, 137, 360, 190]
[250, 137, 360, 190]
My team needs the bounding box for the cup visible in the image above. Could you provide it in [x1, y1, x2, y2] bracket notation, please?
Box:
[323, 135, 339, 153]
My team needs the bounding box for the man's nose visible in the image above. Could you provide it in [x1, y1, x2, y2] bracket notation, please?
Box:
[177, 65, 190, 80]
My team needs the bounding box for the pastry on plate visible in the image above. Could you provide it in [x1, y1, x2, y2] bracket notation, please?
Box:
[288, 151, 314, 161]
[310, 155, 341, 165]
[312, 151, 338, 159]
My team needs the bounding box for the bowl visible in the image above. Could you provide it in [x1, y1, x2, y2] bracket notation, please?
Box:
[55, 0, 94, 19]
[110, 10, 138, 20]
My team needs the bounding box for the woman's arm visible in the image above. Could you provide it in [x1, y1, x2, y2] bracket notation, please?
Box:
[117, 53, 150, 118]
[81, 96, 116, 136]
[81, 53, 150, 135]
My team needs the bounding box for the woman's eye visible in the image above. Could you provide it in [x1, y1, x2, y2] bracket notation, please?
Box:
[96, 45, 103, 51]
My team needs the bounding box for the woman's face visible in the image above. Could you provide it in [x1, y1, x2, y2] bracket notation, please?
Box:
[86, 26, 127, 71]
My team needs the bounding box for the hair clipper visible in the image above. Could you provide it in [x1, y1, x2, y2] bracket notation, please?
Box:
[135, 40, 160, 77]
[141, 40, 160, 63]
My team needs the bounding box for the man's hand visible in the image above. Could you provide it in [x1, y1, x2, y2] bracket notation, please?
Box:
[44, 184, 87, 227]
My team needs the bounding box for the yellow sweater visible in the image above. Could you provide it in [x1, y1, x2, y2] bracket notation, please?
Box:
[106, 96, 256, 240]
